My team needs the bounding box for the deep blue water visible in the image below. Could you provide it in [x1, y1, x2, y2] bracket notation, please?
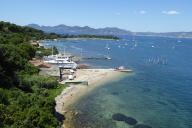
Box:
[43, 36, 192, 128]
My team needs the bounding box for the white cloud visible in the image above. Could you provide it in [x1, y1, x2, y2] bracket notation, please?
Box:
[139, 10, 147, 14]
[162, 10, 180, 15]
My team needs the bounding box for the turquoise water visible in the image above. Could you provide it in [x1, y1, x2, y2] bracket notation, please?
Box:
[43, 36, 192, 128]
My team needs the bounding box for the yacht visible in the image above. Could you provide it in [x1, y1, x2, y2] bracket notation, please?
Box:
[43, 55, 77, 69]
[43, 47, 77, 69]
[43, 54, 70, 62]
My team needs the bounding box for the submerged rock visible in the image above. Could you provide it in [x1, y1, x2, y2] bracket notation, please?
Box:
[124, 117, 138, 125]
[134, 124, 152, 128]
[111, 92, 119, 95]
[112, 113, 137, 125]
[112, 113, 127, 121]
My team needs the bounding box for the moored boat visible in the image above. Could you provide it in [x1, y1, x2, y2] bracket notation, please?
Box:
[114, 66, 133, 72]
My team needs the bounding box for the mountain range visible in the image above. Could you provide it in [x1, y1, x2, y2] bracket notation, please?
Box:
[27, 24, 192, 38]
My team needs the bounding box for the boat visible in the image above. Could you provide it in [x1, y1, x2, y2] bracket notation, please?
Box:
[44, 57, 77, 69]
[43, 54, 71, 62]
[114, 66, 132, 72]
[106, 56, 112, 60]
[43, 47, 77, 69]
[105, 43, 111, 50]
[105, 44, 112, 60]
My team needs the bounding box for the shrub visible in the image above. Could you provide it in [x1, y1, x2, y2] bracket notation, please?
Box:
[20, 75, 58, 89]
[0, 89, 9, 105]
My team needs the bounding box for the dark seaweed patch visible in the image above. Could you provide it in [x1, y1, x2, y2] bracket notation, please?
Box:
[111, 92, 119, 95]
[112, 113, 137, 125]
[134, 124, 152, 128]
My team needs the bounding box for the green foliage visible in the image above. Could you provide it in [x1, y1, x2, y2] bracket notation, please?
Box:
[18, 43, 36, 59]
[0, 79, 66, 127]
[0, 21, 66, 127]
[0, 21, 62, 42]
[0, 43, 38, 88]
[20, 74, 58, 90]
[35, 46, 59, 58]
[0, 89, 9, 105]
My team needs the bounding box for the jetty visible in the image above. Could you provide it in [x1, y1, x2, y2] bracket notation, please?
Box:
[82, 56, 112, 60]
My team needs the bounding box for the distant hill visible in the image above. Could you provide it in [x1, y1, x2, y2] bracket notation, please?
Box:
[28, 24, 192, 38]
[27, 24, 132, 35]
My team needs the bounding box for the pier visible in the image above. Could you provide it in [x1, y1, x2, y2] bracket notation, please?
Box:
[82, 56, 111, 60]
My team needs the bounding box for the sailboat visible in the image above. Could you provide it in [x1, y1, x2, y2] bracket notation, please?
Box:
[105, 43, 111, 50]
[105, 45, 112, 60]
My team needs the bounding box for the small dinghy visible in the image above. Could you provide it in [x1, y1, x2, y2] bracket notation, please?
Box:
[114, 66, 133, 72]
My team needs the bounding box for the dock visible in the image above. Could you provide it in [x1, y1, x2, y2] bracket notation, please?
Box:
[82, 57, 111, 60]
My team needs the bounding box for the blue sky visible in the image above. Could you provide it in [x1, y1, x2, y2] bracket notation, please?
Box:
[0, 0, 191, 32]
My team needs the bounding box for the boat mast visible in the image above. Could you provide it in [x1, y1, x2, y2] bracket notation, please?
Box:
[52, 46, 53, 56]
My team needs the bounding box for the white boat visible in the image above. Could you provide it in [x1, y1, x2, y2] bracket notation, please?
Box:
[43, 47, 77, 69]
[105, 47, 112, 60]
[43, 54, 70, 62]
[44, 58, 77, 69]
[114, 66, 132, 72]
[106, 56, 112, 60]
[105, 43, 111, 50]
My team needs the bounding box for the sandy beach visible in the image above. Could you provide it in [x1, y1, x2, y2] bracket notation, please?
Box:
[55, 69, 129, 128]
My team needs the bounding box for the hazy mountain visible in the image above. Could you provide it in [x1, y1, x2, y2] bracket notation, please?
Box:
[28, 24, 192, 38]
[27, 24, 132, 35]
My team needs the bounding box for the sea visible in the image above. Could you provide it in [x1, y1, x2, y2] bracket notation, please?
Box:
[42, 36, 192, 128]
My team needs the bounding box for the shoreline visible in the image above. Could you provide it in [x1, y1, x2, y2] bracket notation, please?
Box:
[55, 69, 130, 128]
[40, 37, 119, 43]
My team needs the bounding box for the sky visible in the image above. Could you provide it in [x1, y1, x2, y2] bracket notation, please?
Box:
[0, 0, 192, 32]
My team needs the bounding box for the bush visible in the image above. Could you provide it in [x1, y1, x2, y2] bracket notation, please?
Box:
[20, 75, 58, 89]
[0, 89, 9, 105]
[0, 21, 63, 127]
